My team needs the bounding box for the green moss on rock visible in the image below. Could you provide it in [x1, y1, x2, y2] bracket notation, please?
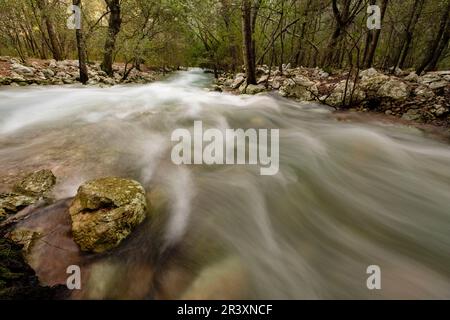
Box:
[69, 177, 147, 253]
[0, 193, 37, 215]
[13, 169, 56, 197]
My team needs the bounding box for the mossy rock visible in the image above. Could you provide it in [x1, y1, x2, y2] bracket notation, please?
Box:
[8, 229, 42, 254]
[0, 237, 67, 299]
[13, 169, 56, 197]
[69, 177, 147, 253]
[0, 193, 37, 215]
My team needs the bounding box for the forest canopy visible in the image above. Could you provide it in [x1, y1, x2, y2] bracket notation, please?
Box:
[0, 0, 449, 77]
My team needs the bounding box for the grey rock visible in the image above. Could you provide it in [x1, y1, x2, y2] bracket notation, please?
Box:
[69, 177, 147, 253]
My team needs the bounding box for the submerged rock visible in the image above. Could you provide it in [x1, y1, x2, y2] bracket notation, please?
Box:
[69, 177, 147, 253]
[8, 229, 41, 254]
[181, 256, 249, 300]
[401, 109, 421, 121]
[0, 236, 67, 299]
[13, 169, 56, 197]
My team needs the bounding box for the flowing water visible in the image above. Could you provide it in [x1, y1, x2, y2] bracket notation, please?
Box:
[0, 69, 449, 299]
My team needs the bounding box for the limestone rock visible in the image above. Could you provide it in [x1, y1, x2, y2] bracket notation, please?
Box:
[239, 83, 266, 95]
[69, 177, 147, 253]
[414, 86, 435, 99]
[404, 72, 419, 82]
[231, 74, 245, 89]
[359, 68, 378, 78]
[419, 73, 442, 85]
[13, 169, 56, 197]
[377, 79, 409, 100]
[326, 80, 366, 106]
[0, 193, 36, 215]
[359, 73, 390, 92]
[11, 63, 34, 76]
[8, 229, 41, 253]
[429, 80, 448, 90]
[42, 69, 55, 78]
[279, 76, 318, 101]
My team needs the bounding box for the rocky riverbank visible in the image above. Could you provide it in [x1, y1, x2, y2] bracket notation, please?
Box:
[215, 66, 450, 128]
[0, 56, 172, 86]
[0, 169, 150, 299]
[0, 170, 67, 299]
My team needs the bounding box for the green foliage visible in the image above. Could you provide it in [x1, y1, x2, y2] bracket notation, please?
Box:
[0, 0, 448, 71]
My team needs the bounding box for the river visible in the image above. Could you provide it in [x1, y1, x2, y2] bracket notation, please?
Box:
[0, 69, 449, 299]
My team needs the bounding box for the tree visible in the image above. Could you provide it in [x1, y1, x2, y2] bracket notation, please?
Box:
[73, 0, 88, 84]
[241, 0, 256, 84]
[417, 0, 450, 74]
[35, 0, 63, 60]
[363, 0, 389, 68]
[322, 0, 365, 67]
[101, 0, 122, 76]
[393, 0, 425, 70]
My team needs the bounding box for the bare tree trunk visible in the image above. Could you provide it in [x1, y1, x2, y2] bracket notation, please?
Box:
[221, 0, 239, 71]
[394, 0, 424, 70]
[36, 0, 63, 60]
[278, 0, 285, 72]
[101, 0, 122, 76]
[364, 0, 389, 68]
[295, 0, 312, 66]
[242, 0, 256, 84]
[322, 0, 364, 67]
[417, 1, 450, 74]
[73, 0, 88, 84]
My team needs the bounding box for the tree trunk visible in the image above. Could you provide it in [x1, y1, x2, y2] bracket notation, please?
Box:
[221, 0, 239, 71]
[364, 0, 389, 68]
[279, 0, 285, 72]
[417, 1, 450, 74]
[322, 0, 350, 67]
[36, 0, 63, 60]
[101, 0, 122, 76]
[73, 0, 88, 84]
[241, 0, 256, 84]
[295, 0, 312, 66]
[394, 0, 424, 70]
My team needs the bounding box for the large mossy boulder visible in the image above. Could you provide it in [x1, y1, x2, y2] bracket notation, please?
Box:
[13, 169, 56, 197]
[69, 177, 147, 253]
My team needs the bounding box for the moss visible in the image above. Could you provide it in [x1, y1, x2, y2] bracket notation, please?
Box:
[13, 169, 56, 197]
[0, 234, 68, 300]
[69, 177, 147, 253]
[0, 193, 37, 214]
